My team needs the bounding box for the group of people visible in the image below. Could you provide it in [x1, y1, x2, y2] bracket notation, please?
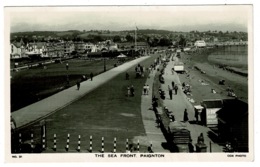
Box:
[182, 82, 191, 95]
[135, 64, 145, 78]
[143, 84, 150, 95]
[166, 82, 179, 100]
[227, 86, 237, 98]
[127, 85, 135, 97]
[76, 72, 94, 90]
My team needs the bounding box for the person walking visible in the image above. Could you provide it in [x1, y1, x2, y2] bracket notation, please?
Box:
[171, 81, 175, 89]
[169, 87, 173, 100]
[197, 133, 204, 144]
[76, 81, 80, 90]
[125, 72, 129, 80]
[90, 72, 93, 81]
[171, 67, 175, 74]
[66, 62, 69, 70]
[152, 96, 158, 112]
[174, 85, 178, 95]
[146, 84, 150, 95]
[127, 86, 131, 97]
[130, 85, 135, 97]
[183, 108, 189, 122]
[143, 84, 147, 95]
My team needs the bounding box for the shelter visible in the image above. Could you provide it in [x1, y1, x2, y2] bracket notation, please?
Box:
[117, 54, 127, 58]
[216, 99, 248, 152]
[200, 99, 223, 128]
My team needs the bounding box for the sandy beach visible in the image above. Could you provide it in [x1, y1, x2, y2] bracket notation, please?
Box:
[177, 49, 248, 106]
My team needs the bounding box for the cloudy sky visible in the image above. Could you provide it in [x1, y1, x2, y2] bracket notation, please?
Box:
[7, 5, 251, 32]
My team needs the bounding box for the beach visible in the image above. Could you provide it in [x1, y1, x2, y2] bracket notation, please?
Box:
[178, 48, 248, 106]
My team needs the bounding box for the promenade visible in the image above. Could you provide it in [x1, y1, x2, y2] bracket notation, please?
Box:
[11, 53, 224, 153]
[160, 55, 223, 152]
[140, 64, 170, 153]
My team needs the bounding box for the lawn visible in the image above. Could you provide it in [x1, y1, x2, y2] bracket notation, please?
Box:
[11, 58, 119, 112]
[13, 54, 160, 153]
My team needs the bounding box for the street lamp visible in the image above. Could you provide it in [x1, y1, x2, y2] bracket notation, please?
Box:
[104, 55, 106, 72]
[104, 42, 110, 72]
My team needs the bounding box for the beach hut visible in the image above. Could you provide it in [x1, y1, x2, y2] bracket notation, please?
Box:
[200, 99, 223, 128]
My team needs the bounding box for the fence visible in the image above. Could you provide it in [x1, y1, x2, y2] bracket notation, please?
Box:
[11, 130, 152, 153]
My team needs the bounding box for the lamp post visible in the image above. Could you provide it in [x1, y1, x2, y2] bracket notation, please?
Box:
[104, 56, 106, 72]
[104, 42, 110, 72]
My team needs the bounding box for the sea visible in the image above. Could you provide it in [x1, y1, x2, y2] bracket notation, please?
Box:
[208, 45, 248, 71]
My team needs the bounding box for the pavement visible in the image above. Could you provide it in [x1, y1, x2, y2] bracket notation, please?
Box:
[140, 64, 170, 153]
[160, 55, 223, 152]
[12, 56, 150, 129]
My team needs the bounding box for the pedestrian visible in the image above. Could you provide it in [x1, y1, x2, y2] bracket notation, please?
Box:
[76, 81, 80, 90]
[211, 88, 216, 94]
[169, 88, 173, 100]
[130, 85, 135, 97]
[90, 72, 93, 81]
[152, 96, 158, 112]
[66, 75, 70, 87]
[171, 68, 175, 74]
[126, 72, 129, 80]
[183, 108, 189, 122]
[174, 85, 178, 95]
[195, 109, 199, 123]
[143, 84, 147, 95]
[11, 116, 16, 134]
[66, 62, 69, 70]
[197, 133, 204, 144]
[81, 75, 86, 81]
[148, 68, 151, 78]
[182, 82, 186, 88]
[146, 84, 150, 95]
[127, 86, 131, 97]
[171, 115, 175, 122]
[140, 66, 144, 77]
[171, 81, 175, 89]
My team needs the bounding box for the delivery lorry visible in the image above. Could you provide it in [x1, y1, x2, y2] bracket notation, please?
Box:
[173, 62, 185, 73]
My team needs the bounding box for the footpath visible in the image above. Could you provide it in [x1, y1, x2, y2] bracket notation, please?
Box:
[160, 55, 223, 152]
[12, 56, 150, 129]
[140, 64, 170, 153]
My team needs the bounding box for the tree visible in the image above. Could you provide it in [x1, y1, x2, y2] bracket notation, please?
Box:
[178, 35, 186, 47]
[125, 34, 134, 42]
[113, 35, 121, 43]
[158, 38, 172, 46]
[149, 37, 159, 47]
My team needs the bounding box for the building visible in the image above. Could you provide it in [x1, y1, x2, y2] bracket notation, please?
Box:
[108, 43, 118, 51]
[85, 43, 95, 52]
[45, 42, 66, 58]
[10, 41, 26, 59]
[118, 42, 150, 54]
[74, 41, 86, 54]
[46, 42, 57, 58]
[194, 40, 206, 48]
[200, 99, 223, 128]
[216, 99, 248, 152]
[63, 41, 75, 56]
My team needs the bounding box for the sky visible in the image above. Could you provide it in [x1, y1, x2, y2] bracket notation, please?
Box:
[7, 5, 251, 32]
